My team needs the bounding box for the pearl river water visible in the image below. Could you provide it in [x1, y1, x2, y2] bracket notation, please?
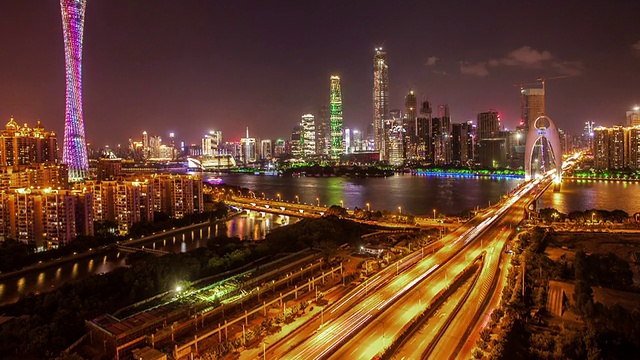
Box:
[1, 174, 638, 306]
[215, 173, 523, 216]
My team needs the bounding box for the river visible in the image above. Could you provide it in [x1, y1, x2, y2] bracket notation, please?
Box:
[0, 212, 296, 305]
[212, 173, 523, 215]
[538, 178, 640, 215]
[3, 174, 638, 306]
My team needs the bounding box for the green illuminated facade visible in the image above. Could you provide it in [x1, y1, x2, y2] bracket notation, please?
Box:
[330, 75, 344, 160]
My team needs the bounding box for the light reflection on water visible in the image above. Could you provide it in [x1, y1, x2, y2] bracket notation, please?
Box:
[0, 211, 295, 305]
[538, 179, 640, 214]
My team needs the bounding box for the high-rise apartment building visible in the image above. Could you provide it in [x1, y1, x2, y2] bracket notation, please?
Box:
[627, 106, 640, 127]
[120, 180, 154, 232]
[150, 174, 202, 219]
[0, 118, 58, 166]
[628, 127, 640, 170]
[0, 188, 93, 249]
[373, 48, 389, 157]
[593, 126, 628, 170]
[330, 76, 344, 160]
[520, 86, 545, 130]
[610, 126, 626, 170]
[593, 127, 610, 170]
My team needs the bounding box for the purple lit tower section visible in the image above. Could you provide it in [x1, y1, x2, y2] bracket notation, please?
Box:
[60, 0, 89, 181]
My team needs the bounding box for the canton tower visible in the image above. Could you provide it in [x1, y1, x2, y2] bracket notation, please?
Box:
[60, 0, 89, 181]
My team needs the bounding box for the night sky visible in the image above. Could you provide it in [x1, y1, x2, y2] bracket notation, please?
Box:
[0, 1, 638, 147]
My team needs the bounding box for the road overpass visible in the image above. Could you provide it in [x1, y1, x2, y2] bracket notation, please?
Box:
[263, 168, 558, 359]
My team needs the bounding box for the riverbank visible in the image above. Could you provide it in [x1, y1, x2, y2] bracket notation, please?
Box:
[0, 221, 213, 283]
[563, 176, 640, 182]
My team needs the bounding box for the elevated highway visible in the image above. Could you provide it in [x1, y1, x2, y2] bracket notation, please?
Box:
[266, 167, 561, 359]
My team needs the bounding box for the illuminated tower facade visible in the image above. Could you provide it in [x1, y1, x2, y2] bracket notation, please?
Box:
[373, 47, 389, 157]
[300, 114, 316, 158]
[329, 76, 344, 160]
[60, 0, 89, 181]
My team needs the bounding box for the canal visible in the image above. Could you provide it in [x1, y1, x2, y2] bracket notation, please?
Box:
[0, 211, 297, 305]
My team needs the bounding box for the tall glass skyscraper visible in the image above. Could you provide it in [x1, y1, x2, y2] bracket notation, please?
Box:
[60, 0, 90, 181]
[373, 47, 389, 157]
[329, 76, 344, 160]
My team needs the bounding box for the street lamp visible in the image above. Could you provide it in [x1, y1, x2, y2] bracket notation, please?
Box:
[261, 192, 265, 199]
[316, 197, 320, 206]
[366, 203, 370, 211]
[340, 200, 344, 208]
[295, 195, 299, 204]
[592, 212, 595, 223]
[398, 206, 402, 214]
[433, 209, 436, 220]
[277, 193, 281, 202]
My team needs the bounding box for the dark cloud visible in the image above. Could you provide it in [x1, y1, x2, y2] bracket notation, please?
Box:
[425, 56, 439, 67]
[461, 46, 583, 77]
[459, 61, 489, 77]
[633, 40, 640, 57]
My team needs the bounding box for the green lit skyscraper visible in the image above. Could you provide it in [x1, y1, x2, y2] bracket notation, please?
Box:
[330, 75, 344, 160]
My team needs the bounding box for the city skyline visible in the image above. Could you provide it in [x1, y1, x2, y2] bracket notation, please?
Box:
[0, 1, 639, 146]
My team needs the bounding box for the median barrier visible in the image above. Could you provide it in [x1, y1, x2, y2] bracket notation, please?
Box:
[379, 254, 484, 359]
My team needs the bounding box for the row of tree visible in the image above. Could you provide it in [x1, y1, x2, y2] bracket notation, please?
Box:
[0, 214, 375, 358]
[0, 203, 228, 274]
[491, 227, 640, 359]
[281, 165, 394, 177]
[538, 208, 630, 224]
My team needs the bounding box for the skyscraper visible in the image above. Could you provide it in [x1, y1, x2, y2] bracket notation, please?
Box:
[373, 47, 389, 156]
[330, 76, 344, 160]
[404, 91, 417, 159]
[477, 110, 506, 168]
[478, 110, 501, 140]
[300, 114, 316, 158]
[60, 0, 90, 182]
[316, 106, 330, 157]
[520, 86, 545, 130]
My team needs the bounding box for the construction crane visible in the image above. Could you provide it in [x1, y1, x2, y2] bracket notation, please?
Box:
[515, 75, 570, 91]
[536, 75, 570, 94]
